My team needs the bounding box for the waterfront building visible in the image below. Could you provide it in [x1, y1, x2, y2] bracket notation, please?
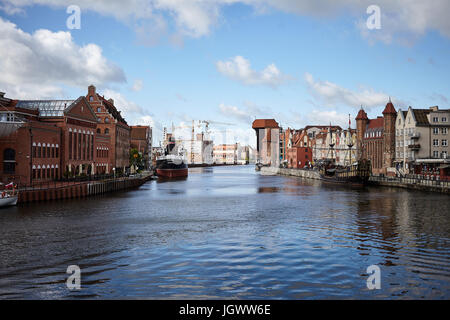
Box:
[131, 125, 153, 169]
[286, 130, 313, 168]
[177, 132, 214, 165]
[86, 85, 131, 174]
[0, 94, 62, 185]
[252, 119, 280, 167]
[395, 106, 449, 178]
[0, 93, 98, 184]
[356, 101, 397, 175]
[213, 143, 239, 164]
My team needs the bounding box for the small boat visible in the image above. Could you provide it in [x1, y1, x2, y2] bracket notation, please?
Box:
[0, 194, 18, 207]
[0, 182, 18, 207]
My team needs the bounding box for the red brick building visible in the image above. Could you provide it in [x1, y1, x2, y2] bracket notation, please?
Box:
[0, 94, 98, 185]
[356, 101, 397, 175]
[86, 85, 131, 174]
[286, 130, 313, 169]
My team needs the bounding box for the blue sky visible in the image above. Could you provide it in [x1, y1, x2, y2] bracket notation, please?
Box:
[1, 1, 450, 147]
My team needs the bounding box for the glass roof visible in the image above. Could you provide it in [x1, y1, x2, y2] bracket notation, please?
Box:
[16, 100, 74, 117]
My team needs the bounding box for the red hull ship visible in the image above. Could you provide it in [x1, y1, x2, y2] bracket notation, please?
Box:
[156, 167, 188, 178]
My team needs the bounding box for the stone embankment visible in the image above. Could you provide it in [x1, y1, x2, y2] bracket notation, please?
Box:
[18, 173, 152, 203]
[260, 167, 449, 194]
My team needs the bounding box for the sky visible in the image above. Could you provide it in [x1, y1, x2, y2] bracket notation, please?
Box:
[1, 0, 450, 147]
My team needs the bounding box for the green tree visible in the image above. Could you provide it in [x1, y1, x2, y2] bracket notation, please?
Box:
[129, 148, 144, 170]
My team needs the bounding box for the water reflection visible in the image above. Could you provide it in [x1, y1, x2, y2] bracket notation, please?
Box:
[0, 165, 448, 299]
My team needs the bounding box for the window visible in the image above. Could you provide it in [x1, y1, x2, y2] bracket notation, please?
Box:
[105, 117, 110, 123]
[97, 107, 101, 112]
[442, 151, 448, 159]
[69, 132, 72, 159]
[433, 151, 439, 158]
[89, 96, 94, 101]
[433, 127, 439, 135]
[97, 128, 101, 134]
[433, 139, 439, 146]
[3, 148, 16, 174]
[442, 117, 447, 122]
[443, 140, 448, 147]
[105, 128, 109, 135]
[433, 117, 439, 122]
[442, 128, 448, 135]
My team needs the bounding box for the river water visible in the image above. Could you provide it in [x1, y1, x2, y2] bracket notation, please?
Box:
[0, 165, 449, 299]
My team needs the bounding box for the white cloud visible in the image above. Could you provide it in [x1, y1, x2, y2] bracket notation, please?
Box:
[2, 1, 450, 44]
[0, 17, 125, 99]
[219, 103, 253, 123]
[216, 56, 291, 88]
[131, 79, 143, 92]
[102, 89, 144, 115]
[306, 109, 350, 129]
[304, 72, 390, 109]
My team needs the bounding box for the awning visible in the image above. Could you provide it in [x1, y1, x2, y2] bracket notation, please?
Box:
[414, 159, 450, 164]
[438, 164, 450, 169]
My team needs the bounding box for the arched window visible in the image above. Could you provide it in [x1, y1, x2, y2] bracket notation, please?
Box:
[89, 96, 94, 102]
[97, 107, 101, 112]
[3, 148, 16, 174]
[97, 128, 101, 134]
[105, 128, 109, 135]
[105, 117, 109, 123]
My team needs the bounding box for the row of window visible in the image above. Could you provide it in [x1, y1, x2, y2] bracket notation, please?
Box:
[432, 151, 448, 158]
[432, 139, 448, 147]
[432, 116, 448, 123]
[32, 165, 59, 180]
[97, 147, 110, 159]
[432, 127, 448, 135]
[396, 151, 414, 159]
[396, 128, 417, 136]
[365, 131, 382, 138]
[68, 131, 94, 161]
[96, 128, 110, 134]
[32, 143, 59, 159]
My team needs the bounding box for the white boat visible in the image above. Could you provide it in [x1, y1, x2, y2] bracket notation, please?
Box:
[0, 194, 18, 207]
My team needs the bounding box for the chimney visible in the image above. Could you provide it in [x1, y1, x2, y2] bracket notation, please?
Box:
[88, 85, 96, 96]
[429, 106, 439, 111]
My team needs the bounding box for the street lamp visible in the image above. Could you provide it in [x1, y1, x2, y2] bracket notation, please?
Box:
[113, 167, 116, 179]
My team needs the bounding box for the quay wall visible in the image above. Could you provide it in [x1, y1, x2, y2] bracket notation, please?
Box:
[260, 166, 449, 194]
[260, 167, 321, 180]
[17, 174, 151, 203]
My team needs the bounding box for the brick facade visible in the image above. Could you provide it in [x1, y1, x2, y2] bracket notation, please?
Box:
[86, 85, 131, 174]
[356, 101, 397, 175]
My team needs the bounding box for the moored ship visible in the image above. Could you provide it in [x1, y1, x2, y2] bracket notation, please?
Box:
[315, 123, 371, 186]
[156, 154, 188, 178]
[155, 136, 188, 178]
[317, 158, 371, 185]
